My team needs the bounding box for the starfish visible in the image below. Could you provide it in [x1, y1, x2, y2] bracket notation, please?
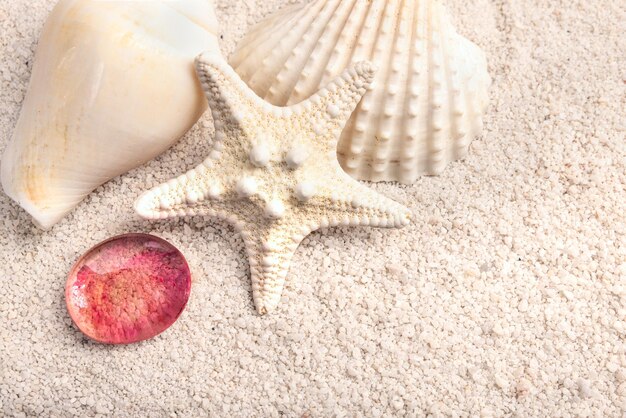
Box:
[135, 53, 411, 314]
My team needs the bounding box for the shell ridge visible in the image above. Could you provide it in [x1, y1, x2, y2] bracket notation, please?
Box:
[432, 2, 450, 174]
[232, 3, 316, 94]
[287, 0, 359, 105]
[266, 0, 344, 105]
[342, 0, 387, 178]
[412, 0, 431, 176]
[234, 17, 304, 95]
[370, 0, 413, 181]
[229, 3, 306, 66]
[397, 0, 420, 183]
[250, 1, 328, 101]
[335, 0, 380, 177]
[425, 0, 437, 175]
[337, 0, 374, 72]
[351, 0, 398, 180]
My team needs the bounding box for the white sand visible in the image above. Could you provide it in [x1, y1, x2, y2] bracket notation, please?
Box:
[1, 0, 625, 416]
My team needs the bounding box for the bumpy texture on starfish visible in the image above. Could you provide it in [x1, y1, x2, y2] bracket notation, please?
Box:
[135, 53, 411, 314]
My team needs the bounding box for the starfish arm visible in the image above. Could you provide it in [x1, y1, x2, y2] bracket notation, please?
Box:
[134, 157, 230, 220]
[311, 174, 412, 229]
[195, 53, 284, 127]
[296, 61, 376, 142]
[239, 222, 308, 315]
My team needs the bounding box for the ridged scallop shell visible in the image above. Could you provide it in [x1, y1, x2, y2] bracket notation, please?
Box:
[230, 0, 490, 183]
[0, 0, 221, 229]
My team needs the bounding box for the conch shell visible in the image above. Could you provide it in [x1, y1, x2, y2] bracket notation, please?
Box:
[0, 0, 221, 229]
[230, 0, 490, 183]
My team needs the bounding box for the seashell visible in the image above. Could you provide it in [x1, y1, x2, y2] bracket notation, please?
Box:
[0, 0, 221, 229]
[229, 0, 490, 183]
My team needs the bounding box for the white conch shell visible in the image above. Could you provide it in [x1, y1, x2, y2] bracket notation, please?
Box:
[0, 0, 221, 229]
[230, 0, 491, 183]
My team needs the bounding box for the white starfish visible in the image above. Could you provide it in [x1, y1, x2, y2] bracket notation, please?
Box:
[135, 53, 411, 314]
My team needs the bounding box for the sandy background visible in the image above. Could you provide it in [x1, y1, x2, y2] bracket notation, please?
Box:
[1, 0, 625, 416]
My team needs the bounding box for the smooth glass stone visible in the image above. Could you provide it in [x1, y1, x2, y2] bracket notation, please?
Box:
[65, 233, 191, 344]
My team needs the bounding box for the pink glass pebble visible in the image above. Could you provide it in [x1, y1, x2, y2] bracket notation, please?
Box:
[65, 233, 191, 344]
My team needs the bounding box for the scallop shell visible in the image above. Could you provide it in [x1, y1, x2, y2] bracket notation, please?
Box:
[0, 0, 221, 229]
[230, 0, 490, 183]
